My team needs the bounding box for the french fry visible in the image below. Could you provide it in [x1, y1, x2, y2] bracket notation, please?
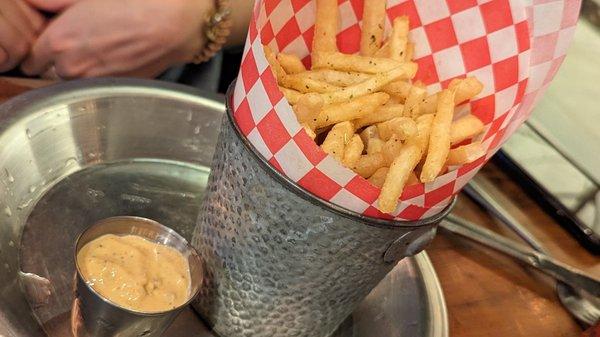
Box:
[446, 142, 486, 166]
[449, 77, 484, 104]
[319, 66, 409, 104]
[381, 80, 412, 101]
[368, 167, 389, 187]
[264, 45, 286, 83]
[376, 117, 417, 140]
[313, 0, 339, 54]
[359, 125, 379, 145]
[450, 114, 485, 145]
[317, 92, 389, 128]
[367, 138, 385, 154]
[352, 153, 386, 178]
[390, 16, 409, 61]
[281, 75, 340, 93]
[407, 171, 419, 185]
[419, 77, 484, 115]
[378, 143, 421, 212]
[404, 42, 414, 61]
[297, 69, 371, 86]
[403, 85, 427, 118]
[382, 134, 403, 165]
[360, 0, 387, 56]
[313, 51, 417, 75]
[354, 103, 404, 129]
[342, 135, 364, 167]
[294, 93, 324, 129]
[420, 90, 455, 183]
[374, 41, 390, 58]
[413, 114, 435, 153]
[302, 123, 317, 139]
[321, 121, 354, 162]
[277, 53, 306, 74]
[280, 87, 303, 105]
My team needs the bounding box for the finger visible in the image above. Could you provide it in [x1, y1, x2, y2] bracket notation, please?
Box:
[14, 0, 46, 35]
[0, 17, 30, 72]
[21, 29, 54, 75]
[23, 0, 81, 12]
[0, 1, 36, 41]
[0, 47, 7, 65]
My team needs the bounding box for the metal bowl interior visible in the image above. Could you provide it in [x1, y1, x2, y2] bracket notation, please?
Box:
[0, 78, 223, 336]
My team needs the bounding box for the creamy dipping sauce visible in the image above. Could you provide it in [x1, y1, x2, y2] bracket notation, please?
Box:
[77, 234, 191, 313]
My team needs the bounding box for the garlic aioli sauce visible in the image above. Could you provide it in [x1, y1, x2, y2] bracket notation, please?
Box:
[77, 234, 191, 313]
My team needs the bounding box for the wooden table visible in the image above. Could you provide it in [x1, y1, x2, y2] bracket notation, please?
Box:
[1, 77, 598, 337]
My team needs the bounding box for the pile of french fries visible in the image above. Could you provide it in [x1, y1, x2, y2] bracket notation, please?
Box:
[264, 0, 487, 213]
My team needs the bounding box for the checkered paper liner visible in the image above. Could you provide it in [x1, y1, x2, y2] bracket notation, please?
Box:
[231, 0, 579, 221]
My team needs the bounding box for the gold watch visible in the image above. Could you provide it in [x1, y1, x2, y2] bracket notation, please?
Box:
[193, 0, 232, 64]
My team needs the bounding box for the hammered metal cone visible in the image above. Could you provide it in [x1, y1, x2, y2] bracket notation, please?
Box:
[191, 86, 453, 337]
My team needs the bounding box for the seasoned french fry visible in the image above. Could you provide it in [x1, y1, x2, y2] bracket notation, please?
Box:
[420, 90, 455, 183]
[277, 53, 306, 74]
[449, 77, 484, 104]
[281, 75, 340, 93]
[294, 93, 324, 129]
[313, 0, 339, 53]
[404, 42, 414, 61]
[413, 80, 426, 89]
[367, 138, 385, 154]
[264, 45, 286, 83]
[319, 66, 409, 104]
[352, 153, 386, 178]
[390, 16, 409, 61]
[360, 0, 387, 56]
[374, 41, 390, 58]
[381, 80, 412, 101]
[302, 123, 317, 139]
[413, 114, 435, 153]
[450, 114, 485, 145]
[446, 142, 486, 166]
[297, 69, 371, 86]
[376, 117, 417, 140]
[419, 77, 485, 115]
[354, 103, 404, 129]
[280, 87, 303, 105]
[378, 143, 421, 212]
[407, 171, 419, 185]
[321, 121, 354, 162]
[317, 92, 389, 128]
[368, 167, 389, 187]
[343, 135, 364, 167]
[403, 85, 427, 118]
[382, 134, 403, 165]
[360, 125, 379, 145]
[313, 51, 417, 75]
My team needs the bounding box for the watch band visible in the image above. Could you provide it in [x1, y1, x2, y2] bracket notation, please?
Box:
[193, 0, 232, 64]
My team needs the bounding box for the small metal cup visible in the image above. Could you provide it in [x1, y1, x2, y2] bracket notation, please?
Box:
[74, 216, 203, 337]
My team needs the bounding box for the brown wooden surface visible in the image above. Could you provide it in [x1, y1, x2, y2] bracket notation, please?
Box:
[1, 78, 598, 337]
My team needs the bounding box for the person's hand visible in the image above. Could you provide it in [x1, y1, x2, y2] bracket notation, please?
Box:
[0, 0, 45, 72]
[21, 0, 212, 78]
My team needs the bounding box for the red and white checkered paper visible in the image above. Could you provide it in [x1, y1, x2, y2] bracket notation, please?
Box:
[232, 0, 580, 221]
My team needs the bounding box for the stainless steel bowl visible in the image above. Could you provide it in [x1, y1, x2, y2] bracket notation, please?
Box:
[0, 78, 450, 337]
[0, 78, 223, 336]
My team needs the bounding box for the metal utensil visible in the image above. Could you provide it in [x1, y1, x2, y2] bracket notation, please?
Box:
[441, 215, 600, 297]
[461, 180, 600, 326]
